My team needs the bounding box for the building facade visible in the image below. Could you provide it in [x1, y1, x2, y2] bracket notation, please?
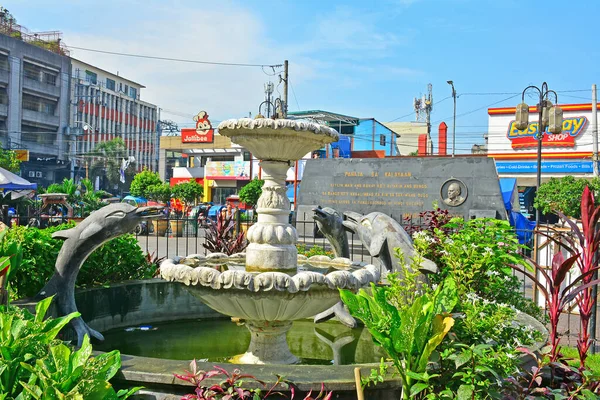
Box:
[487, 103, 597, 216]
[71, 59, 158, 180]
[383, 121, 432, 156]
[0, 33, 71, 186]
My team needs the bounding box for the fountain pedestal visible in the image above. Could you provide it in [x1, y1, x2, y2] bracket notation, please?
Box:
[246, 160, 297, 273]
[235, 321, 297, 365]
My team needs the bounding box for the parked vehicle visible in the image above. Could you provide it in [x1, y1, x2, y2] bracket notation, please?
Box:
[122, 195, 158, 235]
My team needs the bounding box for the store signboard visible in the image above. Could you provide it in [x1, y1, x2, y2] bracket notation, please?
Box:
[506, 116, 587, 149]
[14, 150, 29, 162]
[205, 161, 250, 180]
[181, 111, 214, 143]
[496, 161, 594, 173]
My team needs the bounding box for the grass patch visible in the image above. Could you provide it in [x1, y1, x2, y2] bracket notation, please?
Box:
[561, 347, 600, 374]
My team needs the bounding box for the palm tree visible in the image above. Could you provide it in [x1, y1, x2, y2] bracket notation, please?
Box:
[88, 138, 135, 194]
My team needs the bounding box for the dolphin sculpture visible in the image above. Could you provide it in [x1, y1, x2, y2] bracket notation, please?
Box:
[312, 206, 356, 327]
[37, 203, 163, 346]
[312, 206, 349, 259]
[311, 208, 439, 327]
[343, 211, 438, 275]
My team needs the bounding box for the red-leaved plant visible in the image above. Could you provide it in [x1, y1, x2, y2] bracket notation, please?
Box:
[555, 186, 600, 370]
[203, 213, 248, 256]
[175, 360, 333, 400]
[511, 186, 600, 365]
[505, 186, 600, 395]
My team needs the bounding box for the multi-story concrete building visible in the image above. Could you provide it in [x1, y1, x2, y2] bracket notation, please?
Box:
[0, 32, 71, 187]
[71, 59, 158, 180]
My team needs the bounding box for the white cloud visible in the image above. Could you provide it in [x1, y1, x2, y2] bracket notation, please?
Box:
[65, 2, 280, 123]
[61, 1, 421, 120]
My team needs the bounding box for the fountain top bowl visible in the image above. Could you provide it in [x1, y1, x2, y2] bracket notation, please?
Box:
[217, 118, 339, 162]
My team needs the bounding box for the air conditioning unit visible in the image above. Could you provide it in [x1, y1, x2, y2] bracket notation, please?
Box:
[35, 171, 42, 178]
[28, 171, 34, 178]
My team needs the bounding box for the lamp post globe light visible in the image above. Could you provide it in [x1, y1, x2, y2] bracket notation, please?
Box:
[514, 82, 563, 225]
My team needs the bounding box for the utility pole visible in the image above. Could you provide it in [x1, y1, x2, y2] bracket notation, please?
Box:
[447, 81, 457, 157]
[593, 84, 598, 177]
[156, 107, 161, 173]
[283, 60, 288, 117]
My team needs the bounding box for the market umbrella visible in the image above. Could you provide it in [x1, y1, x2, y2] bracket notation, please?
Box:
[0, 167, 37, 199]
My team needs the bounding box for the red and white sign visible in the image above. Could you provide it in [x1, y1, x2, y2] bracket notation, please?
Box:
[181, 111, 214, 143]
[487, 103, 595, 161]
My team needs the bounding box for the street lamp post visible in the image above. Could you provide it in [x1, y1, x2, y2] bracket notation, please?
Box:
[447, 81, 456, 157]
[514, 82, 563, 226]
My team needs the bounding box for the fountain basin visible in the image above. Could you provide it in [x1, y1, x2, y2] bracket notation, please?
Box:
[160, 254, 380, 364]
[17, 280, 402, 399]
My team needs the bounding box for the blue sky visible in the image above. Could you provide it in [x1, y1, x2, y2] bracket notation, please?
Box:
[8, 0, 600, 153]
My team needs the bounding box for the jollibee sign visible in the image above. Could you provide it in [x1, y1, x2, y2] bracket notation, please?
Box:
[507, 116, 587, 149]
[181, 111, 214, 143]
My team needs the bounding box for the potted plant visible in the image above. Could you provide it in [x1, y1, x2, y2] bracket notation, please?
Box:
[147, 183, 173, 236]
[172, 179, 204, 235]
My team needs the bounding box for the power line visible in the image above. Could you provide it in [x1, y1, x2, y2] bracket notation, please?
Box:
[67, 45, 282, 68]
[289, 78, 300, 111]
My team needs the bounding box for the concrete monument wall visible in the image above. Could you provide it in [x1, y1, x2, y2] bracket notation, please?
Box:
[297, 156, 505, 226]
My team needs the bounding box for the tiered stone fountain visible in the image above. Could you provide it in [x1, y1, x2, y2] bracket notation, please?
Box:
[160, 118, 380, 364]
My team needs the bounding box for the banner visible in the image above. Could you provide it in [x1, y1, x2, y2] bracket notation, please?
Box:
[205, 161, 250, 180]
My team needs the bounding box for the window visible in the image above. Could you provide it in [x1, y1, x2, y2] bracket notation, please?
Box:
[23, 62, 40, 81]
[106, 78, 116, 91]
[42, 102, 56, 115]
[43, 72, 57, 86]
[0, 55, 8, 72]
[124, 84, 128, 95]
[379, 134, 386, 147]
[243, 151, 251, 161]
[129, 87, 137, 99]
[22, 93, 57, 115]
[85, 70, 97, 84]
[0, 87, 8, 105]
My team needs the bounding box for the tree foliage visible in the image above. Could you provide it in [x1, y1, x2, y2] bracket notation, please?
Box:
[146, 183, 172, 204]
[534, 176, 600, 219]
[129, 169, 162, 198]
[44, 178, 110, 217]
[238, 178, 264, 207]
[0, 148, 22, 173]
[172, 179, 203, 207]
[88, 138, 135, 193]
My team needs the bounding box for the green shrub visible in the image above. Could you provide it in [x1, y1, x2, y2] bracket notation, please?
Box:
[534, 175, 600, 219]
[5, 224, 153, 299]
[129, 169, 162, 199]
[413, 218, 541, 319]
[296, 244, 334, 259]
[238, 178, 264, 207]
[0, 297, 139, 399]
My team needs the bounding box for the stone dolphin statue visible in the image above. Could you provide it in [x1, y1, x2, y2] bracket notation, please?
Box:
[343, 211, 438, 275]
[312, 206, 356, 328]
[37, 203, 163, 346]
[312, 206, 349, 259]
